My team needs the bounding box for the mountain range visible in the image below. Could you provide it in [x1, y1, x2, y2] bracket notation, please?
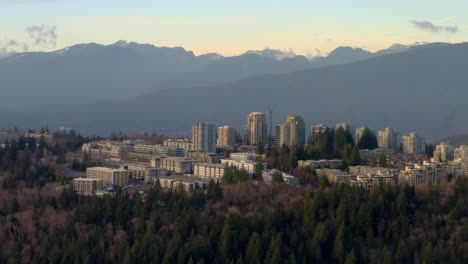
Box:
[0, 41, 466, 140]
[0, 41, 411, 107]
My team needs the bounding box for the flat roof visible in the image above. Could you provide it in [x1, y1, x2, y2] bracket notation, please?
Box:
[87, 167, 126, 172]
[73, 177, 103, 182]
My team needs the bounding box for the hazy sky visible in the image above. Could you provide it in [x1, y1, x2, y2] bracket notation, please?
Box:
[1, 0, 467, 56]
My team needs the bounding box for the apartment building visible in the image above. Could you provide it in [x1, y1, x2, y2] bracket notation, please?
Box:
[192, 122, 217, 153]
[246, 112, 267, 146]
[378, 128, 399, 150]
[86, 167, 129, 187]
[158, 176, 208, 192]
[121, 163, 168, 181]
[163, 138, 194, 152]
[433, 142, 454, 161]
[160, 157, 195, 174]
[217, 126, 235, 146]
[275, 124, 290, 147]
[193, 163, 225, 182]
[399, 161, 451, 186]
[402, 132, 425, 154]
[73, 178, 103, 194]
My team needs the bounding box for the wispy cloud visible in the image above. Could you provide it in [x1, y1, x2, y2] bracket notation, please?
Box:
[411, 20, 459, 34]
[25, 24, 57, 47]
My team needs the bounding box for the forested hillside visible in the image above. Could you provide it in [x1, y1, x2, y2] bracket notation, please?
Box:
[1, 177, 466, 263]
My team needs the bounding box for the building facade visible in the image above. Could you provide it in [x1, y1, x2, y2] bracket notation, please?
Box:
[73, 178, 103, 194]
[378, 128, 399, 150]
[160, 157, 195, 174]
[402, 132, 425, 154]
[192, 122, 217, 153]
[275, 124, 290, 147]
[246, 112, 267, 146]
[217, 126, 235, 147]
[86, 167, 129, 187]
[433, 143, 454, 161]
[193, 163, 225, 182]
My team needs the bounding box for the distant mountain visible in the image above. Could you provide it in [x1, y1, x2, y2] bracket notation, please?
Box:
[0, 41, 414, 107]
[317, 47, 373, 65]
[244, 48, 297, 60]
[2, 42, 467, 140]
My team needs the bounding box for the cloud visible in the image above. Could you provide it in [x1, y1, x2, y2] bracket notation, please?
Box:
[7, 40, 19, 46]
[25, 24, 57, 47]
[0, 39, 29, 54]
[411, 20, 459, 34]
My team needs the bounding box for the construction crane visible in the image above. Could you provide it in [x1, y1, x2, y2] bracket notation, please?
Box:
[267, 104, 273, 139]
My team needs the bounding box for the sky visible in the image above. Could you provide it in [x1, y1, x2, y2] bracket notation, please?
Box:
[1, 0, 468, 56]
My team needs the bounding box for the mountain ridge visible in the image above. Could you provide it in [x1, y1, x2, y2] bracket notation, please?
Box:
[1, 42, 468, 140]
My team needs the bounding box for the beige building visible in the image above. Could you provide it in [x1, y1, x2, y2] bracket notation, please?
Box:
[158, 176, 208, 192]
[454, 145, 468, 160]
[246, 112, 267, 146]
[275, 123, 290, 147]
[163, 138, 194, 152]
[160, 157, 195, 174]
[192, 122, 217, 153]
[378, 128, 399, 150]
[193, 163, 225, 182]
[86, 167, 129, 187]
[275, 114, 306, 147]
[121, 163, 168, 181]
[433, 143, 454, 161]
[399, 161, 451, 186]
[186, 151, 222, 163]
[217, 126, 235, 147]
[402, 132, 425, 154]
[73, 178, 103, 194]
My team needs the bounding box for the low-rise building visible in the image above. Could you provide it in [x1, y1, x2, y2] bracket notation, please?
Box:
[86, 167, 129, 187]
[158, 176, 208, 192]
[163, 138, 194, 152]
[399, 161, 452, 186]
[186, 151, 222, 163]
[193, 163, 225, 182]
[73, 178, 103, 194]
[297, 159, 344, 170]
[262, 169, 300, 186]
[348, 166, 399, 176]
[160, 157, 195, 174]
[121, 163, 168, 181]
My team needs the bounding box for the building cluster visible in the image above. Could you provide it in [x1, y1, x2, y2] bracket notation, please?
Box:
[312, 157, 460, 190]
[72, 111, 468, 194]
[73, 167, 129, 194]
